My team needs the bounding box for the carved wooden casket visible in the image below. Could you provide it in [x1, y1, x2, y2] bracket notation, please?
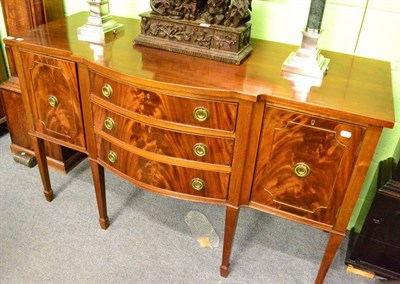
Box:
[134, 0, 253, 64]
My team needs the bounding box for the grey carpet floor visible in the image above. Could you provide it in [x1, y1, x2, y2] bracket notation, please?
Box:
[0, 131, 376, 284]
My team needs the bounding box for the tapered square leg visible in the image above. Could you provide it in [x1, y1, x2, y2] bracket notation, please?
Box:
[31, 137, 53, 201]
[89, 160, 109, 230]
[220, 206, 240, 277]
[315, 232, 345, 284]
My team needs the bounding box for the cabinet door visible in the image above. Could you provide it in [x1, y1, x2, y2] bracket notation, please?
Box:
[21, 52, 85, 150]
[251, 107, 365, 226]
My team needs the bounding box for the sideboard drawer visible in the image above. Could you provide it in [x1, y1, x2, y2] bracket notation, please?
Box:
[96, 137, 229, 200]
[92, 104, 234, 165]
[20, 51, 85, 149]
[90, 72, 238, 131]
[251, 106, 365, 226]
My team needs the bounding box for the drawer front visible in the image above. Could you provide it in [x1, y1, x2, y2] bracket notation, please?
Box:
[90, 72, 237, 131]
[21, 52, 85, 148]
[97, 138, 229, 200]
[251, 107, 365, 225]
[92, 104, 234, 165]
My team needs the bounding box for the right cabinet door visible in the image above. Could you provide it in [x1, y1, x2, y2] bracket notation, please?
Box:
[251, 106, 365, 226]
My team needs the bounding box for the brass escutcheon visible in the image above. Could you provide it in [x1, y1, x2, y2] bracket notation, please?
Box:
[193, 143, 209, 157]
[193, 106, 209, 122]
[104, 117, 116, 131]
[102, 84, 113, 99]
[48, 95, 59, 108]
[293, 162, 311, 177]
[191, 178, 205, 191]
[107, 151, 118, 163]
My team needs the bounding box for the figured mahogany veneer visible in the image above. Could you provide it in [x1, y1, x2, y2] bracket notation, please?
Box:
[97, 137, 230, 201]
[4, 13, 395, 284]
[90, 72, 238, 132]
[91, 103, 234, 165]
[20, 52, 86, 150]
[251, 107, 366, 227]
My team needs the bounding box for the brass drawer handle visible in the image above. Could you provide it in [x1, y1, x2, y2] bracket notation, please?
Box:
[48, 95, 59, 108]
[193, 143, 209, 157]
[294, 162, 311, 178]
[191, 178, 205, 191]
[193, 106, 209, 122]
[107, 151, 118, 163]
[104, 117, 116, 131]
[102, 84, 113, 99]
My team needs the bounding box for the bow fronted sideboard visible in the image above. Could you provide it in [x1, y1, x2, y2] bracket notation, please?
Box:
[3, 12, 395, 283]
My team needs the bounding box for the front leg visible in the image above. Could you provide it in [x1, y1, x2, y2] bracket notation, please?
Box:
[220, 205, 240, 277]
[31, 136, 53, 202]
[90, 160, 109, 230]
[315, 232, 345, 284]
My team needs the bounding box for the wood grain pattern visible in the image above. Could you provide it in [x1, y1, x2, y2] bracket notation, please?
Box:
[96, 137, 229, 201]
[91, 103, 234, 165]
[251, 106, 365, 225]
[1, 0, 35, 35]
[90, 72, 238, 132]
[21, 51, 85, 149]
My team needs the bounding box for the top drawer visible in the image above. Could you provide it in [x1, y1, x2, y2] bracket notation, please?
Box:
[90, 72, 238, 132]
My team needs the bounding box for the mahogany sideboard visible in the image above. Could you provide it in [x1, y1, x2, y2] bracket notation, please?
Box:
[4, 13, 395, 283]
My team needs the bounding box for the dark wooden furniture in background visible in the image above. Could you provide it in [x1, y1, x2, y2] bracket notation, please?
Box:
[0, 0, 85, 172]
[4, 13, 395, 283]
[346, 158, 400, 279]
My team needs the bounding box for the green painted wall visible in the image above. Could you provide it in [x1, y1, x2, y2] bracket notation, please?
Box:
[1, 0, 399, 231]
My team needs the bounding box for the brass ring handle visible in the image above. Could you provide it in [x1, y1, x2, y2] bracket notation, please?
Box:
[107, 151, 118, 163]
[193, 143, 209, 157]
[193, 106, 210, 122]
[48, 95, 59, 108]
[191, 178, 205, 191]
[102, 84, 113, 99]
[294, 162, 311, 178]
[104, 117, 116, 131]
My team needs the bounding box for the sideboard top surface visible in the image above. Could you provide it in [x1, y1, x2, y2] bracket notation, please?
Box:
[5, 12, 395, 128]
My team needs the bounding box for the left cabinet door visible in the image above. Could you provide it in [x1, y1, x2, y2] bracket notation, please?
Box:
[21, 52, 85, 150]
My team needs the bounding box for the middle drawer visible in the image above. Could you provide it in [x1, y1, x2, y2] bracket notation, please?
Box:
[92, 104, 235, 166]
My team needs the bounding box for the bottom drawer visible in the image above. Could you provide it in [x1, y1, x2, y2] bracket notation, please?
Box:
[96, 138, 229, 200]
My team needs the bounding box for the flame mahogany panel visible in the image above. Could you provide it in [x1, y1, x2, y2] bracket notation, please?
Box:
[92, 103, 234, 165]
[251, 107, 365, 225]
[96, 137, 229, 200]
[90, 72, 238, 132]
[20, 51, 85, 149]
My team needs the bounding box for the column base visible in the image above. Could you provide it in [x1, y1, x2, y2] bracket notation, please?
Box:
[282, 30, 330, 79]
